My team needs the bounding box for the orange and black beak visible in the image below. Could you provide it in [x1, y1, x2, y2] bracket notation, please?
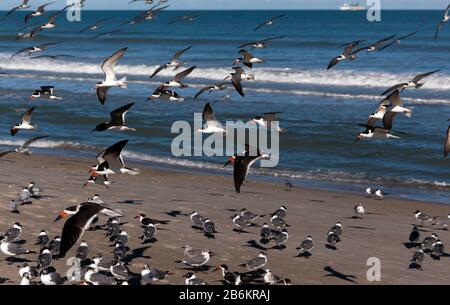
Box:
[54, 211, 68, 222]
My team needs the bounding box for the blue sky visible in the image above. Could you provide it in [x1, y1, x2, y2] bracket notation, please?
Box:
[0, 0, 448, 10]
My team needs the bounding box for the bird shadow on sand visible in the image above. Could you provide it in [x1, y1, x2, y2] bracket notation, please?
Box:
[232, 228, 252, 234]
[347, 225, 376, 231]
[325, 244, 338, 251]
[207, 193, 224, 197]
[295, 252, 312, 259]
[176, 264, 211, 273]
[116, 199, 144, 205]
[12, 240, 26, 245]
[141, 237, 158, 244]
[2, 257, 32, 264]
[408, 263, 423, 270]
[324, 266, 357, 283]
[164, 210, 189, 218]
[403, 242, 419, 249]
[431, 252, 450, 260]
[244, 240, 268, 251]
[310, 199, 325, 203]
[123, 246, 152, 263]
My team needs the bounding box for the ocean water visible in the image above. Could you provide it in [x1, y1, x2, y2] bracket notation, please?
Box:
[0, 10, 449, 202]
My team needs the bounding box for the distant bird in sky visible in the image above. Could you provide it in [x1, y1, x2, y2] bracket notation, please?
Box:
[378, 31, 418, 51]
[254, 15, 285, 31]
[327, 40, 365, 70]
[6, 0, 31, 17]
[150, 45, 192, 78]
[169, 14, 201, 25]
[10, 42, 61, 59]
[24, 2, 55, 23]
[238, 35, 286, 49]
[30, 4, 74, 38]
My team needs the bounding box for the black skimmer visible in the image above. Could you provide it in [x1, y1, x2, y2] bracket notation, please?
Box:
[141, 264, 171, 284]
[197, 102, 226, 133]
[168, 14, 201, 25]
[193, 82, 228, 99]
[150, 46, 192, 78]
[270, 229, 288, 249]
[378, 31, 418, 51]
[234, 49, 264, 68]
[183, 272, 206, 285]
[148, 85, 184, 102]
[0, 236, 34, 264]
[444, 122, 450, 158]
[29, 86, 62, 100]
[240, 251, 267, 270]
[0, 135, 49, 158]
[95, 47, 128, 105]
[232, 214, 251, 231]
[414, 210, 432, 226]
[253, 15, 285, 31]
[84, 267, 116, 285]
[355, 119, 403, 142]
[76, 240, 89, 260]
[11, 106, 36, 136]
[190, 211, 205, 228]
[56, 201, 122, 257]
[381, 70, 440, 96]
[225, 67, 254, 97]
[129, 0, 155, 4]
[110, 261, 130, 280]
[10, 42, 60, 59]
[263, 269, 282, 285]
[327, 40, 365, 70]
[409, 226, 420, 244]
[37, 247, 52, 268]
[238, 35, 286, 49]
[410, 245, 425, 269]
[48, 236, 60, 256]
[352, 34, 397, 52]
[162, 65, 196, 88]
[78, 18, 109, 34]
[233, 148, 270, 193]
[296, 236, 314, 255]
[35, 230, 49, 249]
[434, 4, 450, 40]
[252, 112, 285, 132]
[182, 250, 210, 268]
[3, 222, 23, 242]
[354, 203, 365, 218]
[83, 171, 111, 189]
[92, 139, 139, 175]
[93, 102, 136, 132]
[77, 0, 87, 7]
[24, 2, 54, 23]
[134, 213, 170, 226]
[30, 4, 74, 38]
[6, 0, 31, 17]
[40, 267, 66, 285]
[215, 265, 237, 284]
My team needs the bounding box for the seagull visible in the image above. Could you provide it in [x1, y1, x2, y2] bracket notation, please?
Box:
[190, 211, 205, 228]
[365, 187, 374, 197]
[352, 34, 397, 52]
[260, 223, 272, 239]
[169, 14, 201, 25]
[234, 49, 264, 68]
[193, 82, 228, 99]
[197, 102, 226, 133]
[252, 112, 285, 132]
[432, 214, 450, 230]
[270, 214, 286, 228]
[409, 226, 420, 243]
[378, 31, 418, 51]
[202, 219, 216, 235]
[113, 230, 129, 245]
[381, 70, 440, 96]
[232, 214, 251, 231]
[6, 0, 31, 17]
[91, 139, 139, 175]
[30, 54, 74, 61]
[84, 267, 116, 285]
[95, 47, 128, 105]
[183, 272, 206, 285]
[122, 4, 168, 25]
[78, 19, 109, 34]
[35, 230, 49, 249]
[147, 85, 184, 102]
[48, 236, 60, 256]
[140, 223, 156, 242]
[239, 208, 263, 222]
[76, 240, 89, 260]
[215, 265, 237, 285]
[3, 222, 23, 242]
[93, 102, 135, 132]
[263, 269, 282, 285]
[37, 248, 52, 268]
[410, 245, 425, 268]
[444, 122, 450, 158]
[225, 67, 254, 97]
[19, 263, 39, 279]
[431, 240, 445, 258]
[110, 261, 130, 280]
[162, 65, 196, 88]
[374, 189, 389, 200]
[233, 148, 270, 193]
[10, 42, 60, 59]
[434, 4, 450, 40]
[0, 236, 34, 264]
[10, 106, 36, 136]
[270, 229, 288, 249]
[92, 254, 115, 272]
[414, 210, 433, 226]
[240, 251, 267, 270]
[149, 46, 192, 78]
[296, 236, 314, 254]
[422, 233, 439, 250]
[182, 244, 203, 258]
[113, 242, 127, 260]
[274, 206, 288, 218]
[141, 264, 171, 284]
[24, 2, 54, 23]
[57, 201, 122, 257]
[330, 222, 343, 236]
[30, 4, 74, 38]
[29, 86, 62, 100]
[354, 203, 365, 218]
[238, 35, 285, 49]
[0, 135, 49, 158]
[327, 40, 365, 70]
[40, 267, 66, 285]
[254, 15, 285, 31]
[182, 250, 210, 268]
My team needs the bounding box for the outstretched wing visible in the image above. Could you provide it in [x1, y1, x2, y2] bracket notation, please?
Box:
[101, 47, 127, 81]
[21, 135, 49, 149]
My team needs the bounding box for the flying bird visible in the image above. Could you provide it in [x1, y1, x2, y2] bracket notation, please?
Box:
[11, 107, 37, 136]
[381, 70, 440, 96]
[162, 66, 196, 88]
[0, 135, 49, 158]
[24, 2, 54, 23]
[78, 19, 109, 34]
[193, 82, 228, 99]
[252, 112, 285, 132]
[234, 49, 264, 68]
[30, 4, 74, 38]
[91, 139, 139, 175]
[254, 15, 285, 31]
[6, 0, 31, 17]
[150, 46, 192, 78]
[197, 103, 226, 133]
[378, 31, 418, 51]
[327, 40, 365, 70]
[233, 147, 270, 193]
[434, 4, 450, 40]
[93, 102, 136, 132]
[238, 35, 286, 49]
[10, 42, 61, 59]
[168, 14, 201, 25]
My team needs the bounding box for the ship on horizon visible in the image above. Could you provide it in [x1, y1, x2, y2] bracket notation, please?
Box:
[339, 2, 367, 11]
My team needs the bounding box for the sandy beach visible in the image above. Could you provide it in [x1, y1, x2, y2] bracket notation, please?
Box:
[0, 152, 449, 285]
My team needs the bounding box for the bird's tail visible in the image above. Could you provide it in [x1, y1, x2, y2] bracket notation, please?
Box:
[118, 77, 128, 88]
[120, 167, 140, 175]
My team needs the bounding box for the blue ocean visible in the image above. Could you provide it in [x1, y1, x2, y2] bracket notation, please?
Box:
[0, 10, 449, 202]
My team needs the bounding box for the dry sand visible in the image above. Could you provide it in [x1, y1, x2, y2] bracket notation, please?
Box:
[0, 153, 449, 285]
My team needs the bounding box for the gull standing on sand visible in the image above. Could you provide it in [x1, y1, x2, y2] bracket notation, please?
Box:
[240, 208, 264, 222]
[0, 236, 34, 264]
[197, 103, 226, 133]
[93, 102, 136, 132]
[95, 47, 128, 105]
[141, 264, 171, 284]
[40, 267, 65, 285]
[354, 203, 365, 218]
[253, 15, 285, 31]
[270, 229, 288, 249]
[434, 4, 450, 40]
[296, 236, 314, 255]
[410, 245, 425, 268]
[35, 230, 49, 249]
[3, 222, 23, 242]
[421, 233, 438, 250]
[260, 223, 272, 239]
[270, 214, 286, 228]
[374, 189, 388, 200]
[432, 214, 450, 230]
[381, 70, 440, 96]
[182, 250, 211, 268]
[150, 46, 192, 78]
[240, 251, 268, 270]
[190, 211, 205, 228]
[414, 210, 433, 226]
[10, 107, 36, 136]
[232, 214, 251, 231]
[184, 272, 206, 285]
[76, 240, 89, 260]
[263, 269, 282, 285]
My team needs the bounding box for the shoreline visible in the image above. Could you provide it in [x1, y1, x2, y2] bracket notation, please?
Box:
[1, 153, 450, 284]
